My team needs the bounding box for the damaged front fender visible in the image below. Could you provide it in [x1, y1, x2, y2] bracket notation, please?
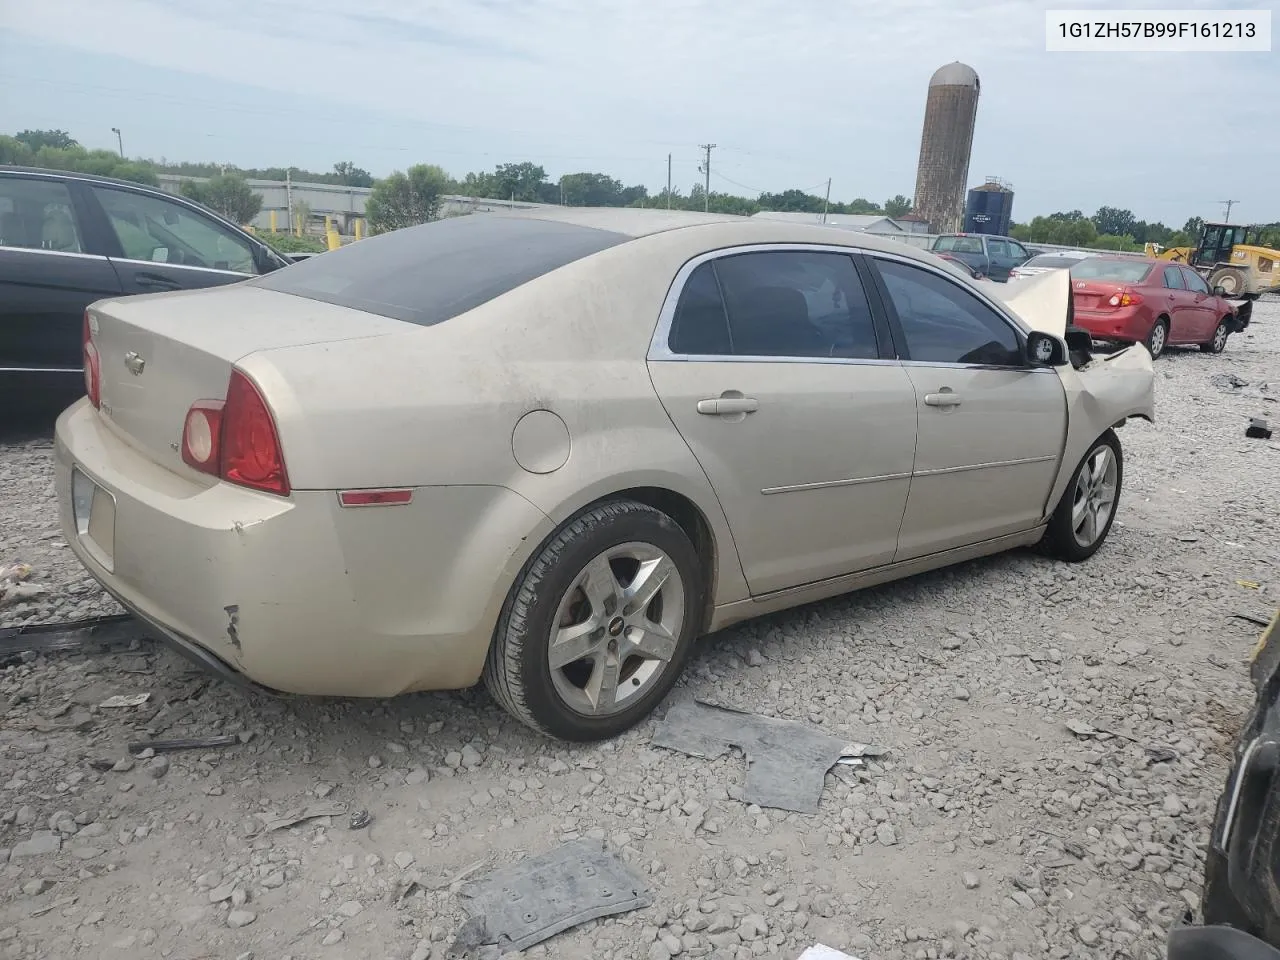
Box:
[1044, 343, 1155, 516]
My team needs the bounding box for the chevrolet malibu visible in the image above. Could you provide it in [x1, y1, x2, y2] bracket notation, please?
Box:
[56, 209, 1155, 741]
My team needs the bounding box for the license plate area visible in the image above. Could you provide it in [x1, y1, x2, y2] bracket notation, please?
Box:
[72, 467, 116, 572]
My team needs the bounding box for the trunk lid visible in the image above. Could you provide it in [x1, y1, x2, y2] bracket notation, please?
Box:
[88, 284, 411, 475]
[1070, 281, 1128, 311]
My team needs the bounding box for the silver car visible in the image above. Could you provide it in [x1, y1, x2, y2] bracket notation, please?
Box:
[56, 209, 1154, 741]
[1009, 250, 1095, 281]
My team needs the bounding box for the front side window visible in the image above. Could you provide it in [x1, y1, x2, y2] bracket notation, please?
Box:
[1162, 266, 1185, 289]
[668, 250, 879, 359]
[92, 186, 257, 273]
[987, 239, 1011, 257]
[0, 178, 84, 253]
[874, 259, 1022, 366]
[1009, 241, 1030, 259]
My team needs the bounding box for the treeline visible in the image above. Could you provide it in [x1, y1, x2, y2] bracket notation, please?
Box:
[6, 129, 1278, 247]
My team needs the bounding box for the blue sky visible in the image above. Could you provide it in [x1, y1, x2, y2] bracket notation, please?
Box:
[0, 0, 1275, 226]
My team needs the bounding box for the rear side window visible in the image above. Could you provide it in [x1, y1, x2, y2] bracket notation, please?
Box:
[254, 215, 628, 326]
[1162, 266, 1184, 289]
[1071, 259, 1154, 283]
[668, 251, 879, 359]
[933, 236, 983, 254]
[987, 239, 1011, 257]
[0, 177, 84, 253]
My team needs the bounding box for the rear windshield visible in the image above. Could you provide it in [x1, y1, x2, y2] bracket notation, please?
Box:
[1069, 259, 1153, 283]
[1024, 255, 1086, 269]
[933, 235, 984, 254]
[253, 215, 629, 326]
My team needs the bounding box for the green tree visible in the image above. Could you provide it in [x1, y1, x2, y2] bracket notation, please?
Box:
[0, 135, 34, 165]
[332, 161, 374, 187]
[15, 129, 78, 151]
[493, 162, 548, 202]
[559, 172, 623, 206]
[758, 189, 824, 213]
[840, 197, 883, 215]
[1093, 206, 1137, 238]
[366, 164, 449, 233]
[179, 174, 263, 224]
[884, 194, 912, 218]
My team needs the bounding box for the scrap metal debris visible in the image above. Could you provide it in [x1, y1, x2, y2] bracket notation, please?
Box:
[99, 693, 151, 709]
[127, 736, 239, 754]
[450, 838, 651, 955]
[0, 613, 148, 666]
[1231, 611, 1273, 628]
[1246, 418, 1273, 440]
[650, 699, 878, 814]
[253, 803, 348, 835]
[349, 809, 372, 830]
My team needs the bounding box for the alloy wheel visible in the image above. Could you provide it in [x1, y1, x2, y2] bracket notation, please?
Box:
[547, 542, 686, 717]
[1071, 444, 1119, 548]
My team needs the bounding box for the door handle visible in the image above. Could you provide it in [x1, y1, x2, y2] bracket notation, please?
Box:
[697, 397, 759, 416]
[135, 273, 180, 290]
[924, 391, 962, 408]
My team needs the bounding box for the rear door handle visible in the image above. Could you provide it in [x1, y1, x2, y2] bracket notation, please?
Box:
[924, 391, 962, 408]
[135, 273, 180, 290]
[697, 397, 759, 415]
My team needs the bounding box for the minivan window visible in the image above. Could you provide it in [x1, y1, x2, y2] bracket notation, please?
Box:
[254, 215, 628, 326]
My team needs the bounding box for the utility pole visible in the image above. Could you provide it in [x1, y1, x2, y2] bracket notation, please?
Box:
[666, 154, 672, 210]
[697, 143, 716, 213]
[1220, 199, 1238, 222]
[822, 179, 832, 224]
[110, 127, 123, 158]
[285, 168, 294, 234]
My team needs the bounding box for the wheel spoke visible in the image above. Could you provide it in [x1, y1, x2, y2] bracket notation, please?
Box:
[1090, 448, 1110, 487]
[627, 620, 678, 662]
[621, 556, 674, 618]
[1079, 508, 1096, 545]
[549, 619, 605, 668]
[584, 655, 621, 714]
[577, 554, 620, 616]
[1072, 495, 1089, 529]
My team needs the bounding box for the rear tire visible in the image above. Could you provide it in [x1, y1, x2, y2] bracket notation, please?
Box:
[483, 499, 703, 741]
[1201, 319, 1231, 354]
[1145, 318, 1169, 359]
[1042, 431, 1123, 562]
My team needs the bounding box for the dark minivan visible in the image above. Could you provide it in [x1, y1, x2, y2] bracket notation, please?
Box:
[0, 167, 292, 410]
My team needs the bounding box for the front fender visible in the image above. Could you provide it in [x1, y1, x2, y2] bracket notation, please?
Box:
[1044, 344, 1155, 516]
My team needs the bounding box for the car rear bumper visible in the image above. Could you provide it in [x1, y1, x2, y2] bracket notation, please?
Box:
[1072, 307, 1150, 342]
[54, 398, 547, 698]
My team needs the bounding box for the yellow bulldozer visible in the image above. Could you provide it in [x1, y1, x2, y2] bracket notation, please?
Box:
[1144, 222, 1280, 299]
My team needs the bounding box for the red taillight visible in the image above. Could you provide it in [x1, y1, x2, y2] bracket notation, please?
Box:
[180, 371, 289, 497]
[1107, 289, 1143, 308]
[221, 370, 290, 496]
[82, 313, 101, 409]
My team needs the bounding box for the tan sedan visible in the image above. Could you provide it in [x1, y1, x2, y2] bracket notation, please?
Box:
[56, 209, 1154, 741]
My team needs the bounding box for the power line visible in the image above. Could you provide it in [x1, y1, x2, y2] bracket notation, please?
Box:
[1220, 199, 1239, 222]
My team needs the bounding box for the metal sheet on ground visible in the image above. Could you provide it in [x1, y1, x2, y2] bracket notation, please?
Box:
[650, 698, 849, 814]
[453, 838, 652, 954]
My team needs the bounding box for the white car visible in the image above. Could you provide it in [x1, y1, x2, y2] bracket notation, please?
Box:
[56, 210, 1155, 740]
[1010, 250, 1095, 281]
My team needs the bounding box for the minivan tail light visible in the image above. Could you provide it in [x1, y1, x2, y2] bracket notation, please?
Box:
[83, 313, 101, 409]
[180, 371, 289, 496]
[220, 370, 290, 496]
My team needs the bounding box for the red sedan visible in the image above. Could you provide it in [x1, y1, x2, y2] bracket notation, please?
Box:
[1070, 257, 1244, 358]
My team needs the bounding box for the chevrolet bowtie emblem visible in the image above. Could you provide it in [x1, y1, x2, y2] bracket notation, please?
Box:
[124, 351, 146, 376]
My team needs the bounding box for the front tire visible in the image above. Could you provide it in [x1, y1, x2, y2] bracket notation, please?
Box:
[1201, 319, 1230, 354]
[484, 500, 703, 741]
[1043, 431, 1123, 562]
[1145, 318, 1169, 359]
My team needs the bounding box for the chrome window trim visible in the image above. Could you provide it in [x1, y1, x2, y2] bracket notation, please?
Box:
[109, 257, 252, 278]
[0, 366, 84, 374]
[0, 245, 107, 263]
[647, 242, 1060, 373]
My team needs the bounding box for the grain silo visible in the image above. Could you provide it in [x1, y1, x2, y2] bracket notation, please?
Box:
[912, 62, 980, 234]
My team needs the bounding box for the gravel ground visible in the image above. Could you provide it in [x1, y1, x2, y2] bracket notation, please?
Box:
[1, 303, 1278, 960]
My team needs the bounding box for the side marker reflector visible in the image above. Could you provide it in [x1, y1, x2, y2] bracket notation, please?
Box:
[338, 489, 414, 507]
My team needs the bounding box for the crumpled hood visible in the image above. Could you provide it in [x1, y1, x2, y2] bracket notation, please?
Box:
[976, 269, 1071, 337]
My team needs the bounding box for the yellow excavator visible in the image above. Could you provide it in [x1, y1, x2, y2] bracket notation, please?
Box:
[1144, 222, 1280, 299]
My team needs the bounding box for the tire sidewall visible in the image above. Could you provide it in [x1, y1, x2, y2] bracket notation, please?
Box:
[1048, 431, 1124, 562]
[508, 505, 703, 741]
[1211, 321, 1229, 353]
[1146, 319, 1167, 358]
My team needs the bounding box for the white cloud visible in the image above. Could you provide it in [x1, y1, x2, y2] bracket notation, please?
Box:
[1, 0, 1275, 223]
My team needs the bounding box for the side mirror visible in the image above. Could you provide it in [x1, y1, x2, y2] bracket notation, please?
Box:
[1025, 331, 1068, 367]
[1213, 284, 1226, 296]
